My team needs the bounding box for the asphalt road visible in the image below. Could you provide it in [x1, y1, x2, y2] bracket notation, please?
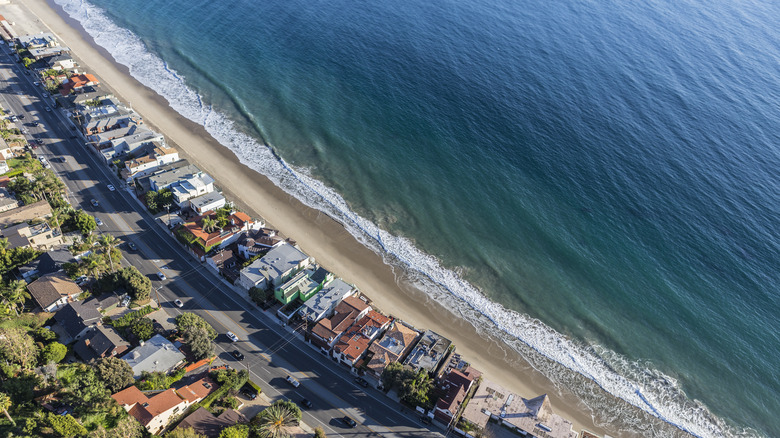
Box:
[0, 48, 443, 438]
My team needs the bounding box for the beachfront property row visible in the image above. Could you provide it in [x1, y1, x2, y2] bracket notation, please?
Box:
[5, 30, 583, 438]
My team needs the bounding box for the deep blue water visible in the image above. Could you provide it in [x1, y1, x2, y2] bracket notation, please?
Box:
[54, 0, 779, 436]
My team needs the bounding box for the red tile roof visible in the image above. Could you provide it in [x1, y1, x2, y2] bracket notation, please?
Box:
[112, 387, 187, 427]
[333, 310, 391, 362]
[311, 296, 370, 344]
[178, 377, 218, 403]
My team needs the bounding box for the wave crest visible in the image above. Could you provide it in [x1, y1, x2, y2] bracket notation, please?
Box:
[52, 1, 757, 437]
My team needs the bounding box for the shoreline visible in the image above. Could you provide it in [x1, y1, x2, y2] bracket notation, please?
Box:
[16, 0, 646, 436]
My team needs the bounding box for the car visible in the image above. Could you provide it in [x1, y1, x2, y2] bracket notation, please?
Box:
[231, 350, 244, 361]
[420, 416, 433, 425]
[121, 296, 131, 307]
[42, 92, 48, 97]
[17, 114, 24, 119]
[354, 377, 369, 388]
[45, 107, 51, 112]
[9, 115, 16, 121]
[75, 275, 89, 285]
[95, 217, 103, 226]
[156, 271, 167, 281]
[90, 199, 99, 207]
[342, 416, 357, 428]
[174, 299, 183, 308]
[226, 331, 239, 342]
[32, 121, 39, 127]
[128, 242, 137, 250]
[107, 184, 115, 191]
[285, 375, 300, 388]
[300, 398, 312, 408]
[240, 384, 258, 400]
[33, 81, 39, 85]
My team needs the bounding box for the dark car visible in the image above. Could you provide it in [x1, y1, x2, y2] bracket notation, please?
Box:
[342, 416, 357, 428]
[354, 377, 369, 388]
[420, 416, 433, 425]
[240, 383, 258, 400]
[300, 398, 312, 408]
[231, 350, 245, 361]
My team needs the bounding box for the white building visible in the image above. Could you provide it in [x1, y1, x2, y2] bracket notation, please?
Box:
[238, 244, 313, 291]
[170, 173, 216, 206]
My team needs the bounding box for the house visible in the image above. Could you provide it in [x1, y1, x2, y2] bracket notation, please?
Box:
[461, 379, 578, 438]
[0, 187, 18, 212]
[27, 272, 81, 312]
[403, 330, 452, 374]
[18, 248, 76, 281]
[169, 172, 215, 206]
[73, 325, 130, 362]
[433, 365, 482, 426]
[148, 164, 204, 192]
[176, 407, 248, 438]
[45, 53, 75, 70]
[236, 227, 285, 260]
[59, 73, 100, 96]
[122, 334, 186, 378]
[206, 248, 239, 283]
[18, 33, 58, 49]
[366, 320, 421, 380]
[135, 160, 191, 193]
[333, 310, 391, 367]
[310, 296, 370, 351]
[297, 275, 356, 324]
[274, 270, 321, 306]
[188, 191, 225, 215]
[178, 210, 260, 255]
[121, 145, 180, 182]
[79, 101, 141, 135]
[112, 386, 193, 434]
[107, 128, 165, 157]
[0, 161, 9, 177]
[177, 376, 219, 404]
[88, 123, 145, 149]
[237, 244, 313, 291]
[0, 200, 52, 228]
[52, 299, 102, 344]
[28, 45, 69, 60]
[2, 221, 63, 250]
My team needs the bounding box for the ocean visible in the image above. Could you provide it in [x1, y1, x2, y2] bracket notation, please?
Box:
[52, 0, 779, 436]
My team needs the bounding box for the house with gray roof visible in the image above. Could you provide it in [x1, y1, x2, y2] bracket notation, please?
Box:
[298, 277, 356, 323]
[169, 173, 215, 206]
[53, 299, 102, 344]
[237, 244, 313, 291]
[122, 334, 185, 378]
[403, 329, 452, 374]
[74, 325, 130, 362]
[148, 164, 203, 192]
[188, 191, 226, 215]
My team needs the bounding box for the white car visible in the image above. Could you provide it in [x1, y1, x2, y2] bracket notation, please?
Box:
[174, 299, 183, 308]
[95, 217, 103, 226]
[286, 375, 300, 388]
[107, 184, 115, 192]
[156, 271, 167, 281]
[42, 92, 48, 97]
[226, 331, 239, 342]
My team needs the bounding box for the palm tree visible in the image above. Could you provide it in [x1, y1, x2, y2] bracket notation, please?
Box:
[0, 392, 15, 426]
[201, 217, 218, 234]
[3, 280, 29, 316]
[98, 234, 120, 272]
[82, 252, 107, 279]
[252, 402, 300, 438]
[0, 238, 8, 255]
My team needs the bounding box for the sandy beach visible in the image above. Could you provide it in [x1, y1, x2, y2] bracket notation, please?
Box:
[11, 0, 623, 435]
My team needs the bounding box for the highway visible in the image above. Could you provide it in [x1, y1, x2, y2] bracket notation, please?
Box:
[0, 46, 442, 438]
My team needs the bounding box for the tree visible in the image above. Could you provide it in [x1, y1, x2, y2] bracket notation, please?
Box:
[33, 326, 58, 342]
[93, 357, 134, 392]
[381, 361, 405, 391]
[40, 342, 67, 364]
[175, 313, 217, 339]
[47, 413, 88, 438]
[129, 317, 154, 341]
[98, 234, 120, 272]
[61, 364, 109, 406]
[0, 279, 29, 316]
[313, 426, 326, 438]
[218, 424, 249, 438]
[201, 216, 218, 233]
[165, 427, 206, 438]
[0, 327, 38, 369]
[184, 325, 214, 360]
[0, 392, 15, 427]
[72, 210, 97, 235]
[399, 369, 433, 408]
[82, 252, 107, 279]
[252, 400, 302, 438]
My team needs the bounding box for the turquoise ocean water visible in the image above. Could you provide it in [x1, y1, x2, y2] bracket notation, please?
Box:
[52, 0, 779, 436]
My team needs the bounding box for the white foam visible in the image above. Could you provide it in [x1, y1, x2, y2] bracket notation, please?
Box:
[53, 1, 758, 437]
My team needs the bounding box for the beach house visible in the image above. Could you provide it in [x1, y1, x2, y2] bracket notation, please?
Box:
[121, 145, 180, 182]
[148, 164, 205, 192]
[332, 310, 392, 368]
[433, 364, 482, 426]
[297, 276, 357, 323]
[236, 227, 285, 260]
[403, 329, 452, 375]
[177, 210, 259, 255]
[169, 172, 216, 207]
[461, 379, 578, 438]
[309, 295, 370, 351]
[366, 320, 422, 381]
[237, 243, 313, 291]
[59, 73, 99, 96]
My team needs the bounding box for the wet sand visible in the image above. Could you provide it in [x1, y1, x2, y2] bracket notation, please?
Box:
[13, 0, 626, 435]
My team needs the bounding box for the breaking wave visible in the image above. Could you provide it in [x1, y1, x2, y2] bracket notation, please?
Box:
[52, 1, 758, 437]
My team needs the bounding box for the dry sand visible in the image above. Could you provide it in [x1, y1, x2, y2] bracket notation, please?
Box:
[12, 0, 622, 435]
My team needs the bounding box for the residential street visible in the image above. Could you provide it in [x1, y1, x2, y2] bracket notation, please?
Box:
[0, 48, 442, 438]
